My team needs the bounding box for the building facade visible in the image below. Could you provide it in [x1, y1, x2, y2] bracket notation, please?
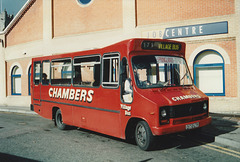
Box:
[0, 0, 239, 114]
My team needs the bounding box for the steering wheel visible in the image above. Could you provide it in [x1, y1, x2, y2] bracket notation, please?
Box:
[142, 80, 151, 86]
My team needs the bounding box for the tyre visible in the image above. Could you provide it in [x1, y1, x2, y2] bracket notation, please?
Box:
[135, 121, 155, 151]
[55, 109, 67, 130]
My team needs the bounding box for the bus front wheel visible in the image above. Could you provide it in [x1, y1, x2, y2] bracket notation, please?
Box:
[55, 109, 67, 130]
[135, 121, 155, 151]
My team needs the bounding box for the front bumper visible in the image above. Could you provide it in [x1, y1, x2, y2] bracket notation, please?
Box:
[151, 116, 212, 136]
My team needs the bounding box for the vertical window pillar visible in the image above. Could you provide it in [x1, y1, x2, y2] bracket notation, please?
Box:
[11, 66, 22, 95]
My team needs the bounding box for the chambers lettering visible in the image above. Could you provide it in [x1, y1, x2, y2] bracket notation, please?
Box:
[49, 88, 94, 103]
[172, 95, 201, 101]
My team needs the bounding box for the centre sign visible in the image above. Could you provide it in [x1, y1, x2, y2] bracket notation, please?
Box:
[142, 21, 228, 39]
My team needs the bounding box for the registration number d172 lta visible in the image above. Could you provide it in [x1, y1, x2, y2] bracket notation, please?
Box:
[185, 122, 199, 130]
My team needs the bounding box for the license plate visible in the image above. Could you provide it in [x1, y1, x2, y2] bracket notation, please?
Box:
[186, 122, 199, 130]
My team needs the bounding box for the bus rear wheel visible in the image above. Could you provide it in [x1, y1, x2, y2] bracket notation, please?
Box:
[135, 121, 155, 151]
[55, 109, 67, 130]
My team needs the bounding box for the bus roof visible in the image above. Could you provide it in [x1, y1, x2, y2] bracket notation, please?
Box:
[109, 38, 186, 55]
[32, 38, 186, 61]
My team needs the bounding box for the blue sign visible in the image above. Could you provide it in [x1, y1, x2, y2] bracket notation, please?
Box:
[163, 21, 228, 39]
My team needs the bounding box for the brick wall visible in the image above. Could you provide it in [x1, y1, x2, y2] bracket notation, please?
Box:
[5, 0, 43, 47]
[53, 0, 123, 37]
[136, 0, 235, 26]
[186, 39, 237, 97]
[6, 59, 32, 96]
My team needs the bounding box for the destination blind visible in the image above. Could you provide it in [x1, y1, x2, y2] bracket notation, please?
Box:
[141, 41, 181, 51]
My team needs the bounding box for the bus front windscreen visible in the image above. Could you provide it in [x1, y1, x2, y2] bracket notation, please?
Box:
[132, 55, 193, 88]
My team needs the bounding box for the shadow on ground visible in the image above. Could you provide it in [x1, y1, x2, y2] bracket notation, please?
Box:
[52, 113, 239, 151]
[152, 113, 239, 151]
[0, 152, 38, 162]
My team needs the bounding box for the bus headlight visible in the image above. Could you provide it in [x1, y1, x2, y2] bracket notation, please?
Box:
[160, 107, 169, 125]
[161, 109, 167, 118]
[203, 102, 208, 111]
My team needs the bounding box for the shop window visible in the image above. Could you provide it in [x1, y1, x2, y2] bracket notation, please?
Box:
[193, 50, 225, 96]
[11, 66, 21, 95]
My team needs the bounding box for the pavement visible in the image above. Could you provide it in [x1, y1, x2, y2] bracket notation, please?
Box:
[201, 113, 240, 149]
[0, 106, 36, 115]
[0, 106, 239, 149]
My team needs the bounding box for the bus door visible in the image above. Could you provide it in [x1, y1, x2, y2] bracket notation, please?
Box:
[120, 57, 133, 114]
[33, 61, 41, 106]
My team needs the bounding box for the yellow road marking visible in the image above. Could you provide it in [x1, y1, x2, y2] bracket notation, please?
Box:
[199, 141, 240, 156]
[233, 125, 240, 128]
[178, 134, 240, 159]
[200, 144, 240, 159]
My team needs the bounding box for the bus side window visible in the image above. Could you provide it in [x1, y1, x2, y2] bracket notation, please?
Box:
[33, 62, 41, 85]
[73, 55, 101, 87]
[121, 57, 133, 103]
[102, 53, 120, 88]
[42, 60, 50, 85]
[51, 58, 72, 85]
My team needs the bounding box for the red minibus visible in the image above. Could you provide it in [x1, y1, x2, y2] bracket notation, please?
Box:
[31, 38, 211, 150]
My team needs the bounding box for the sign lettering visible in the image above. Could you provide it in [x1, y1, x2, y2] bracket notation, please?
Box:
[172, 95, 201, 101]
[49, 88, 94, 103]
[142, 41, 181, 51]
[142, 21, 228, 39]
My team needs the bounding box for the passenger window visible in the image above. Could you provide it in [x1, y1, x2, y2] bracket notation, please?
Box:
[34, 62, 41, 85]
[73, 55, 101, 87]
[42, 60, 50, 85]
[102, 53, 120, 88]
[51, 58, 72, 85]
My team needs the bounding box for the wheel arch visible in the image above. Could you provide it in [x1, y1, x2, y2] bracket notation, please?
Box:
[52, 106, 59, 120]
[125, 117, 146, 141]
